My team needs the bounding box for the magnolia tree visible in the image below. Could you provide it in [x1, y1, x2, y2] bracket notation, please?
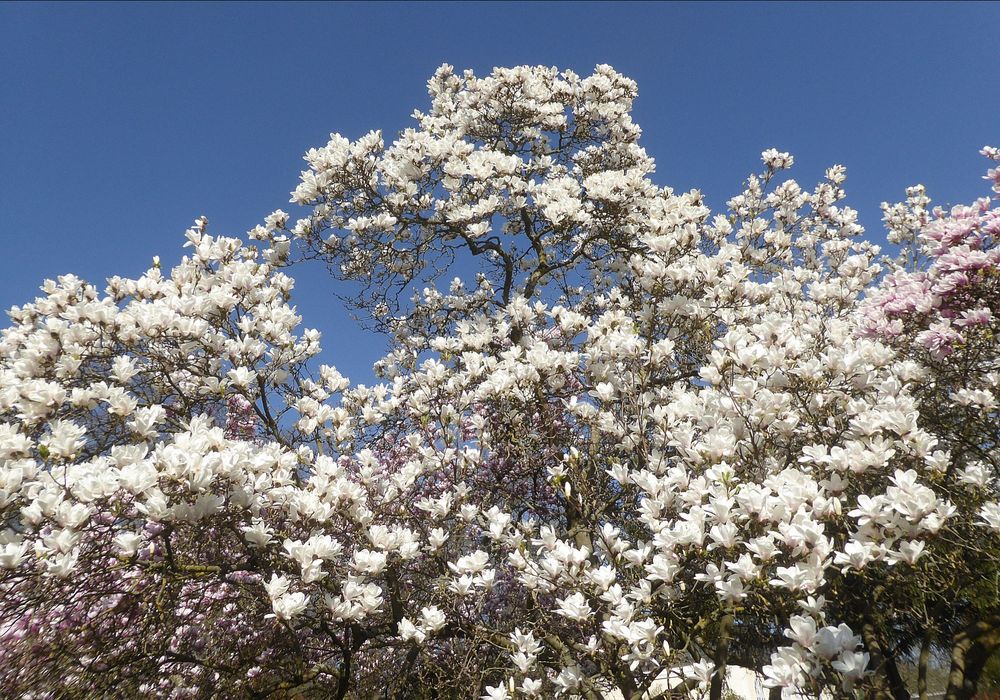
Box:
[1, 65, 998, 700]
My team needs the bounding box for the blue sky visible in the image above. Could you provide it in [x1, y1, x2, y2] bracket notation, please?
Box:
[2, 2, 998, 383]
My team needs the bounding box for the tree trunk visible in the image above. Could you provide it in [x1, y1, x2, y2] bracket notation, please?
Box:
[709, 613, 733, 700]
[884, 650, 912, 700]
[861, 618, 911, 700]
[945, 615, 1000, 700]
[918, 627, 932, 700]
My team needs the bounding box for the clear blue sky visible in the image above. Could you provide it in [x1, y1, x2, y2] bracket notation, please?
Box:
[2, 2, 997, 383]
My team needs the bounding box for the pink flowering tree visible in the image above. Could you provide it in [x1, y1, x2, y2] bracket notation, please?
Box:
[855, 148, 1000, 699]
[1, 65, 998, 700]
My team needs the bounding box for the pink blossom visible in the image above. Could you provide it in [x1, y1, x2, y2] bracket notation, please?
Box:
[915, 323, 963, 359]
[956, 307, 993, 326]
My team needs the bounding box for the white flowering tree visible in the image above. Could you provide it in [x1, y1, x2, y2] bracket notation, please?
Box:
[1, 65, 998, 700]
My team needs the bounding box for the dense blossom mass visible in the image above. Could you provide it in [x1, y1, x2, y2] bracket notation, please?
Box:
[1, 65, 998, 700]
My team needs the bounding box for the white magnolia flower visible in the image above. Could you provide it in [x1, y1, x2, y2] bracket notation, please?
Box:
[271, 591, 309, 620]
[555, 592, 592, 622]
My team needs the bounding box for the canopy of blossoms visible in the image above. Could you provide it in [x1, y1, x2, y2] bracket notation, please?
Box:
[1, 65, 998, 700]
